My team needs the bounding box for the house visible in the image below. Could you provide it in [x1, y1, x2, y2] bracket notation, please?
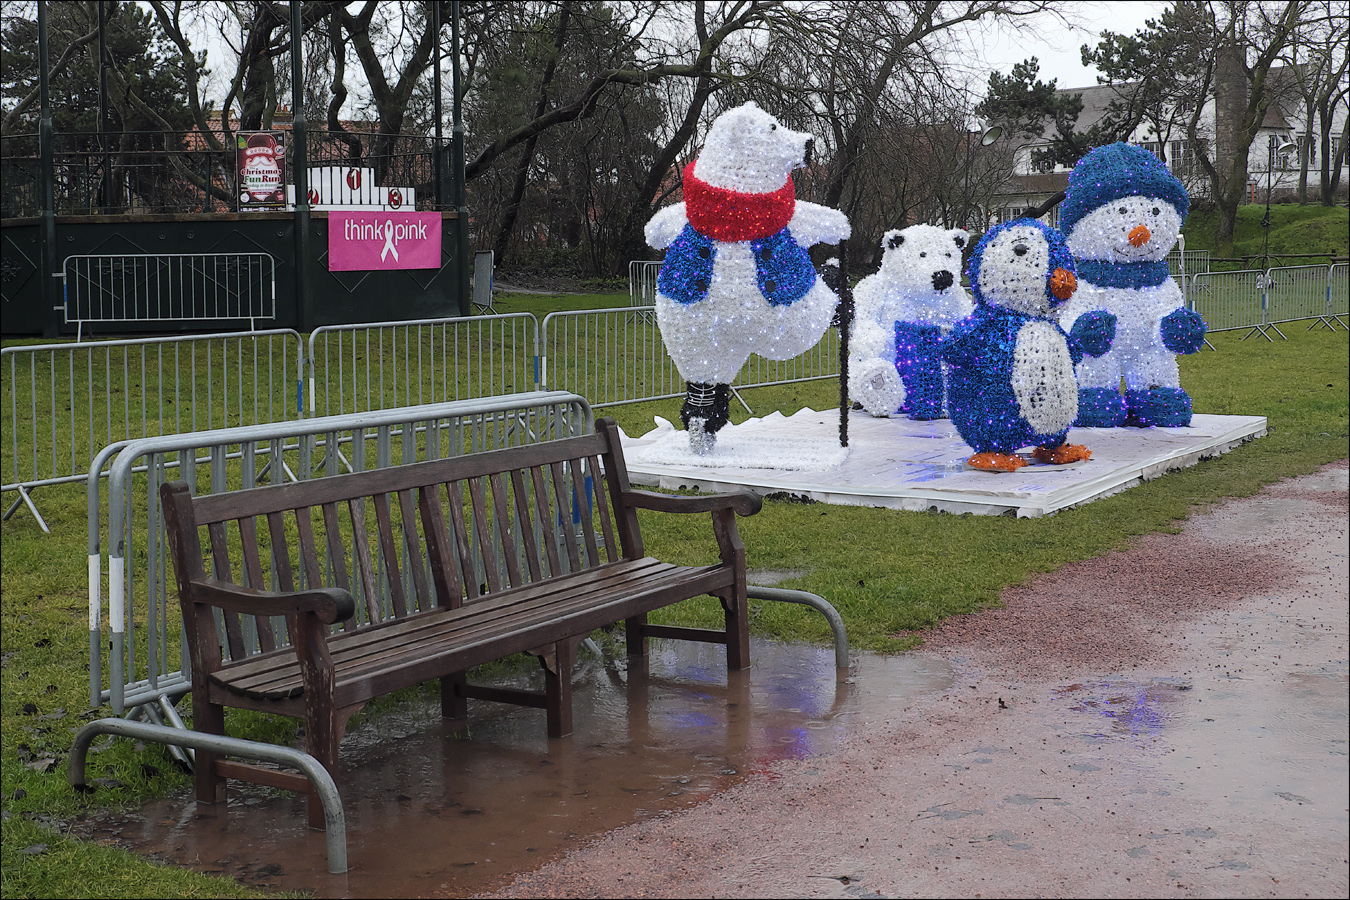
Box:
[991, 65, 1346, 225]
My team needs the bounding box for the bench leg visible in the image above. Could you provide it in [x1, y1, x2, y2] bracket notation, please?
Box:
[192, 692, 227, 808]
[720, 589, 750, 671]
[540, 639, 577, 738]
[441, 672, 468, 721]
[625, 612, 648, 659]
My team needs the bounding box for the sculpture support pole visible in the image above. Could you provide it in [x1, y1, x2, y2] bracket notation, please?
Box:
[837, 239, 852, 448]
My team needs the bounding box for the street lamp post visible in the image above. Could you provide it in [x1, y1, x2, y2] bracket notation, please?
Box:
[1262, 135, 1298, 271]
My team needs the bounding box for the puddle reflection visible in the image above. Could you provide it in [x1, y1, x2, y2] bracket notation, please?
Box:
[73, 638, 953, 898]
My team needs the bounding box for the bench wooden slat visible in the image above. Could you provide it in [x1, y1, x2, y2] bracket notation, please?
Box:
[371, 492, 407, 619]
[529, 465, 563, 578]
[241, 515, 279, 653]
[419, 485, 463, 609]
[587, 454, 618, 564]
[348, 498, 382, 625]
[489, 471, 524, 589]
[207, 520, 247, 659]
[445, 480, 478, 601]
[549, 460, 582, 573]
[397, 489, 431, 613]
[509, 468, 543, 582]
[320, 502, 356, 632]
[467, 476, 501, 594]
[571, 457, 602, 568]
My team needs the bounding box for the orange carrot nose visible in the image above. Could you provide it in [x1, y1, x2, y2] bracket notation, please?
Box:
[1050, 267, 1077, 300]
[1128, 224, 1151, 247]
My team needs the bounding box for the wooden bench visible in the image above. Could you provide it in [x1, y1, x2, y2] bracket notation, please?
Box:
[160, 417, 761, 826]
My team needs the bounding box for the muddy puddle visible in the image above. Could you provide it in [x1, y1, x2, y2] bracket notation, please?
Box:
[72, 637, 955, 897]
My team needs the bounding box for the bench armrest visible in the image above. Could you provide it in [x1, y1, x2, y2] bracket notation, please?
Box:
[621, 489, 762, 517]
[189, 578, 356, 626]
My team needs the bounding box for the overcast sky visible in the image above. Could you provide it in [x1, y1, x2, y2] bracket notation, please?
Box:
[971, 1, 1173, 91]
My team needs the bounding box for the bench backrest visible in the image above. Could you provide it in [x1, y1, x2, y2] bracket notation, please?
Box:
[161, 418, 642, 662]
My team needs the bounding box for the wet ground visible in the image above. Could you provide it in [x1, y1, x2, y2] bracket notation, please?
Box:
[74, 463, 1348, 898]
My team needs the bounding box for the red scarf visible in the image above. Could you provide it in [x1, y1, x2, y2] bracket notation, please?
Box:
[683, 161, 796, 242]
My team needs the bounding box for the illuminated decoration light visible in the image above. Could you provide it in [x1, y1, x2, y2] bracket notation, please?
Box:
[1059, 142, 1207, 428]
[941, 219, 1116, 473]
[848, 225, 973, 419]
[645, 102, 850, 454]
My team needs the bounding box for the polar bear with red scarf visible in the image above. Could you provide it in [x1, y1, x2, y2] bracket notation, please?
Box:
[646, 102, 850, 454]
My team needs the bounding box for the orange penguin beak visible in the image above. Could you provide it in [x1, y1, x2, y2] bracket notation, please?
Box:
[1128, 224, 1151, 247]
[1050, 267, 1077, 301]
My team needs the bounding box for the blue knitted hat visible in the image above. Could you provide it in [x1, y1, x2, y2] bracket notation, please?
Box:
[1060, 142, 1189, 234]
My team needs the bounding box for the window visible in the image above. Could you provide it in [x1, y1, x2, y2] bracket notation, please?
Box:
[1169, 140, 1198, 177]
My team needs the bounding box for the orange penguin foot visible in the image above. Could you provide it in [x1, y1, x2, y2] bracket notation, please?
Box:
[967, 452, 1028, 472]
[1032, 443, 1092, 465]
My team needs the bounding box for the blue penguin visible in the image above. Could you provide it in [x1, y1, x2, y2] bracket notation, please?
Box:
[941, 218, 1117, 473]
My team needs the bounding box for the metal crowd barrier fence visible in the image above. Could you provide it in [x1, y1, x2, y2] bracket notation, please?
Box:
[88, 391, 592, 715]
[628, 260, 662, 308]
[307, 313, 539, 418]
[3, 330, 304, 532]
[1266, 265, 1334, 330]
[1188, 269, 1266, 336]
[63, 252, 276, 338]
[1187, 265, 1346, 342]
[538, 306, 841, 412]
[1326, 263, 1348, 330]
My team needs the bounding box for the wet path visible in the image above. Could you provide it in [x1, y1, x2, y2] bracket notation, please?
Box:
[74, 464, 1348, 898]
[481, 463, 1348, 899]
[73, 640, 953, 897]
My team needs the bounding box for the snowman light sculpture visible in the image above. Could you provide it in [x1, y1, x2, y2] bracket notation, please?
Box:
[1057, 142, 1207, 428]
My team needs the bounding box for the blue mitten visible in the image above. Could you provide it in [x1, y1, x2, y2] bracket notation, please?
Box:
[1069, 309, 1117, 359]
[1161, 307, 1207, 354]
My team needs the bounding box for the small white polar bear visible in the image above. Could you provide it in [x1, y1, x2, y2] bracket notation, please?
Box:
[645, 101, 850, 453]
[848, 224, 973, 419]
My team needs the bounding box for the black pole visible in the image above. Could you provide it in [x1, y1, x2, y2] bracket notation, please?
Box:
[432, 0, 443, 208]
[98, 0, 111, 212]
[37, 0, 59, 338]
[452, 1, 470, 316]
[291, 0, 313, 332]
[837, 239, 852, 448]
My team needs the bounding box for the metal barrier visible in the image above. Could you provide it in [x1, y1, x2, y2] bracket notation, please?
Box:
[1189, 269, 1267, 336]
[88, 391, 591, 715]
[1266, 265, 1333, 330]
[540, 306, 683, 408]
[307, 313, 539, 418]
[1324, 263, 1348, 330]
[1166, 248, 1210, 279]
[628, 259, 662, 308]
[63, 253, 276, 338]
[3, 330, 304, 531]
[539, 306, 840, 410]
[70, 718, 349, 873]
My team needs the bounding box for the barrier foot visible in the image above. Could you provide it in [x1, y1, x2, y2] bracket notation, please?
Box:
[69, 718, 348, 874]
[3, 486, 50, 533]
[746, 586, 850, 668]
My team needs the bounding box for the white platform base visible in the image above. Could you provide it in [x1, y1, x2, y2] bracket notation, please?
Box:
[619, 408, 1267, 518]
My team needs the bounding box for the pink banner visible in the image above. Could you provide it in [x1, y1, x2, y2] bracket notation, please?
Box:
[328, 212, 442, 271]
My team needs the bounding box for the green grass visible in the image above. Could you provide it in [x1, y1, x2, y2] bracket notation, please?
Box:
[2, 208, 1347, 898]
[1182, 202, 1348, 267]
